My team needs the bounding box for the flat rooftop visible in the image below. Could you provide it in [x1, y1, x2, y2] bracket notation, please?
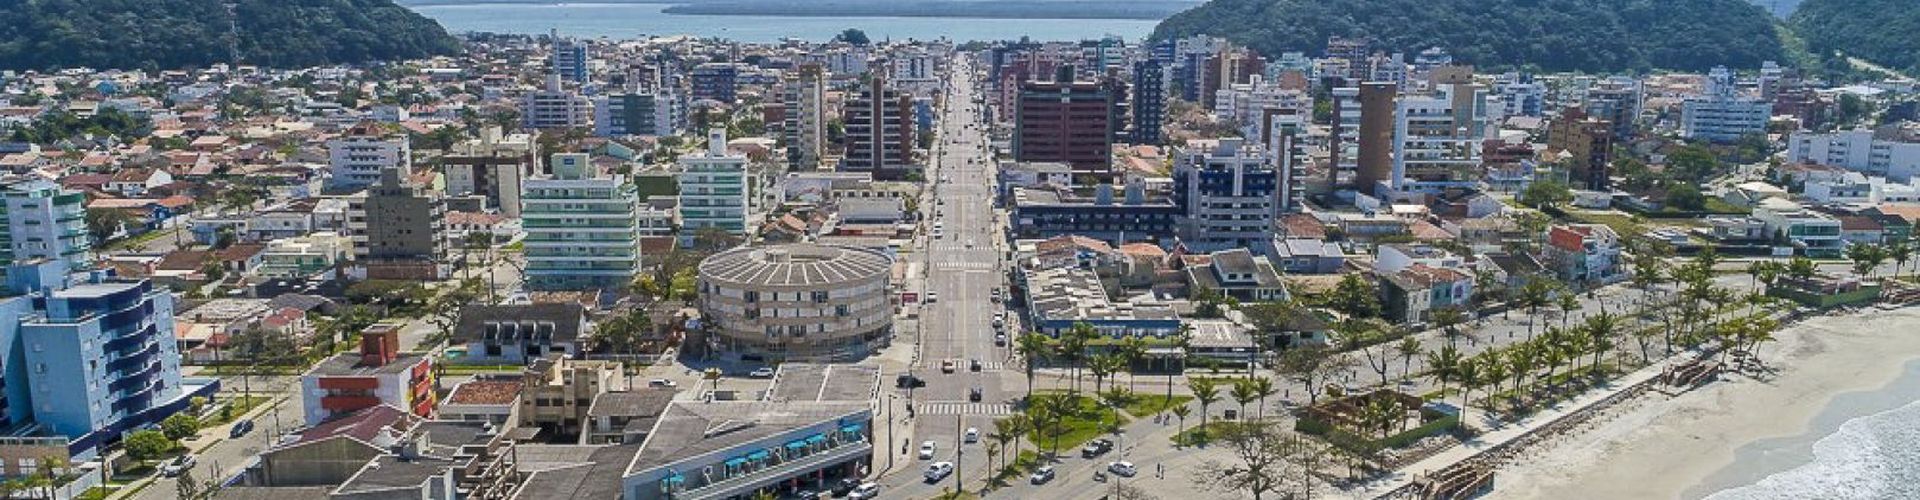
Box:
[309, 352, 428, 376]
[767, 363, 880, 402]
[625, 401, 868, 476]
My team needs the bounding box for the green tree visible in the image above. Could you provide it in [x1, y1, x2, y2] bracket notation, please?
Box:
[834, 28, 871, 45]
[125, 430, 174, 461]
[86, 207, 140, 241]
[161, 413, 201, 440]
[1519, 179, 1574, 210]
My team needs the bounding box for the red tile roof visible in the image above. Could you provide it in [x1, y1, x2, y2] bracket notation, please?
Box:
[447, 380, 523, 406]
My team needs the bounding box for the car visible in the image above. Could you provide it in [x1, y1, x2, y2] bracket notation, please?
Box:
[918, 441, 936, 459]
[926, 292, 939, 303]
[941, 360, 956, 373]
[969, 359, 982, 372]
[991, 316, 1003, 328]
[648, 379, 677, 388]
[830, 478, 862, 496]
[994, 333, 1007, 346]
[1108, 461, 1137, 477]
[847, 482, 881, 499]
[229, 419, 255, 439]
[895, 373, 926, 388]
[792, 490, 822, 500]
[1081, 438, 1113, 458]
[1030, 466, 1056, 484]
[969, 386, 983, 402]
[923, 461, 955, 481]
[748, 367, 776, 378]
[160, 455, 196, 477]
[964, 428, 979, 443]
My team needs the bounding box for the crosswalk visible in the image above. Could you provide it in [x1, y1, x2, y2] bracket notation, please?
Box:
[920, 401, 1018, 416]
[931, 259, 996, 271]
[928, 359, 1009, 371]
[929, 241, 999, 255]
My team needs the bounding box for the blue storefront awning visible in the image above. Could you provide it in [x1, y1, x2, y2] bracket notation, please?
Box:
[785, 440, 808, 451]
[748, 450, 770, 461]
[840, 423, 862, 434]
[806, 434, 827, 445]
[724, 457, 748, 467]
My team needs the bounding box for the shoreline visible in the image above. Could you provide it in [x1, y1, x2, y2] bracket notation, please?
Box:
[1489, 307, 1920, 500]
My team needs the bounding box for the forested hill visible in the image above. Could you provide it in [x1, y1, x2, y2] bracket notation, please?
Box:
[0, 0, 462, 71]
[1151, 0, 1786, 73]
[1791, 0, 1920, 76]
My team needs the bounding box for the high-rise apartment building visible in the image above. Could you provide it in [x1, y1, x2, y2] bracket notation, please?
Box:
[522, 153, 643, 291]
[551, 31, 589, 83]
[1548, 105, 1615, 191]
[1015, 66, 1119, 179]
[521, 75, 592, 130]
[1173, 138, 1280, 252]
[593, 86, 686, 137]
[1353, 82, 1398, 192]
[443, 130, 534, 217]
[348, 167, 449, 280]
[691, 63, 742, 104]
[841, 77, 917, 180]
[1130, 60, 1167, 145]
[679, 129, 752, 246]
[1391, 75, 1489, 190]
[0, 180, 90, 270]
[1682, 66, 1770, 143]
[1789, 129, 1920, 182]
[326, 121, 411, 192]
[783, 64, 828, 169]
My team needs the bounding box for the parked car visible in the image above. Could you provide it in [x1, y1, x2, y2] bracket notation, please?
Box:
[918, 441, 936, 459]
[895, 373, 926, 388]
[964, 428, 979, 443]
[1108, 461, 1137, 477]
[160, 455, 196, 477]
[229, 419, 255, 439]
[1081, 439, 1113, 458]
[923, 461, 955, 482]
[847, 482, 881, 499]
[748, 367, 777, 378]
[994, 333, 1007, 346]
[792, 490, 821, 500]
[1030, 465, 1056, 484]
[830, 478, 861, 496]
[648, 379, 677, 388]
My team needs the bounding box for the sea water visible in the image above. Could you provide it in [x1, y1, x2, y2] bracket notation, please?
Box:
[1704, 398, 1920, 500]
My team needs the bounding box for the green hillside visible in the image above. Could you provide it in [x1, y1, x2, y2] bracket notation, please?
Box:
[1791, 0, 1920, 76]
[1152, 0, 1785, 73]
[0, 0, 462, 71]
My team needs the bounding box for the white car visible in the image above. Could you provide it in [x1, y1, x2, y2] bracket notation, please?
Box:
[924, 461, 955, 481]
[747, 367, 776, 378]
[160, 455, 196, 477]
[647, 378, 677, 388]
[964, 428, 979, 443]
[918, 440, 936, 459]
[1108, 461, 1137, 477]
[1030, 465, 1056, 484]
[848, 482, 881, 499]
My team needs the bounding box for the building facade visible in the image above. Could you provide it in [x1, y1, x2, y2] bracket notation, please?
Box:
[521, 75, 593, 130]
[1681, 66, 1769, 143]
[299, 325, 435, 426]
[1014, 66, 1119, 179]
[326, 121, 411, 192]
[0, 180, 90, 270]
[1173, 138, 1278, 252]
[1130, 59, 1166, 145]
[782, 64, 828, 169]
[679, 129, 753, 246]
[1548, 105, 1615, 191]
[16, 278, 194, 456]
[1788, 129, 1920, 182]
[348, 167, 449, 280]
[840, 77, 917, 180]
[522, 153, 643, 291]
[697, 244, 894, 360]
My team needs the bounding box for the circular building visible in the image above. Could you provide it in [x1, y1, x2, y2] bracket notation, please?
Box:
[697, 243, 894, 360]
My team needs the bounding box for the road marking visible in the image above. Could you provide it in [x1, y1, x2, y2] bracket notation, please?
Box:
[920, 402, 1017, 416]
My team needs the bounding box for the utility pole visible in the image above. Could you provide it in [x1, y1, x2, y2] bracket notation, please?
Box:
[952, 413, 963, 495]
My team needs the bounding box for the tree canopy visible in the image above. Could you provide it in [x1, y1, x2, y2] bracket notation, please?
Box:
[0, 0, 461, 71]
[1152, 0, 1784, 73]
[1791, 0, 1920, 76]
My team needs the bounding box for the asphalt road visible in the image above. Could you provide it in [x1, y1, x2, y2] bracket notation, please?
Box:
[883, 54, 1024, 499]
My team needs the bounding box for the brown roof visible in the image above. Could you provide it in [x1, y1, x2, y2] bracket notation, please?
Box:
[1280, 214, 1327, 239]
[1838, 215, 1884, 231]
[447, 380, 524, 405]
[157, 250, 212, 271]
[217, 243, 266, 262]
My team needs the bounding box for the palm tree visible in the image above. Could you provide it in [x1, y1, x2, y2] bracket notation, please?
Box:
[1519, 279, 1554, 340]
[1455, 359, 1484, 426]
[1557, 291, 1581, 331]
[984, 442, 1001, 481]
[1848, 243, 1889, 279]
[1062, 322, 1099, 394]
[1788, 256, 1818, 282]
[1584, 311, 1622, 371]
[1250, 376, 1276, 419]
[1015, 332, 1049, 403]
[1396, 336, 1423, 382]
[1167, 324, 1192, 403]
[987, 426, 1014, 474]
[1230, 379, 1258, 420]
[1477, 356, 1509, 416]
[1360, 397, 1402, 439]
[1425, 345, 1463, 398]
[1089, 354, 1119, 396]
[1433, 306, 1468, 347]
[1000, 414, 1032, 462]
[1190, 377, 1220, 430]
[1170, 404, 1192, 436]
[1120, 336, 1148, 392]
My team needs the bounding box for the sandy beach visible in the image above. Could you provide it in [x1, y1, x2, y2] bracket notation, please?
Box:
[1490, 306, 1920, 500]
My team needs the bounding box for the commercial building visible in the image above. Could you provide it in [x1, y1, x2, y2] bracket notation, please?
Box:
[1548, 105, 1615, 190]
[1014, 66, 1121, 179]
[299, 324, 435, 426]
[255, 231, 350, 278]
[783, 64, 828, 169]
[1008, 182, 1180, 244]
[0, 179, 90, 270]
[1752, 198, 1845, 257]
[1023, 265, 1179, 338]
[620, 365, 875, 500]
[696, 244, 894, 361]
[1681, 66, 1770, 143]
[840, 77, 917, 180]
[1542, 224, 1624, 285]
[523, 152, 643, 291]
[326, 121, 411, 192]
[1173, 138, 1280, 252]
[1788, 129, 1920, 182]
[521, 75, 593, 130]
[348, 167, 449, 281]
[678, 129, 753, 246]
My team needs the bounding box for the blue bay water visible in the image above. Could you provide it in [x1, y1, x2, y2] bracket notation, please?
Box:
[409, 2, 1160, 42]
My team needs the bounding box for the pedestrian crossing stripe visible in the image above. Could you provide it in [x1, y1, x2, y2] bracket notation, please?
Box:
[920, 402, 1017, 416]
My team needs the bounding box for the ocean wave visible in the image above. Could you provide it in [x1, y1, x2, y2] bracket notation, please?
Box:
[1704, 398, 1920, 500]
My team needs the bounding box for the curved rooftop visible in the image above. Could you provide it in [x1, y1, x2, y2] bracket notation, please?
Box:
[698, 244, 892, 287]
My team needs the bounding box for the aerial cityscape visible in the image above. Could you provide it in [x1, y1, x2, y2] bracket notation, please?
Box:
[2, 0, 1920, 499]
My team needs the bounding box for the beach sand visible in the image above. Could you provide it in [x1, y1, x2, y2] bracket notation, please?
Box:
[1490, 306, 1920, 500]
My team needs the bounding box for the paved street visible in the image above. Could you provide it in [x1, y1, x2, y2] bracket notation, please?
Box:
[130, 376, 303, 500]
[881, 55, 1024, 499]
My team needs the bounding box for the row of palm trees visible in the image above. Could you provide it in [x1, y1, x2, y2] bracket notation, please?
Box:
[1011, 322, 1182, 404]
